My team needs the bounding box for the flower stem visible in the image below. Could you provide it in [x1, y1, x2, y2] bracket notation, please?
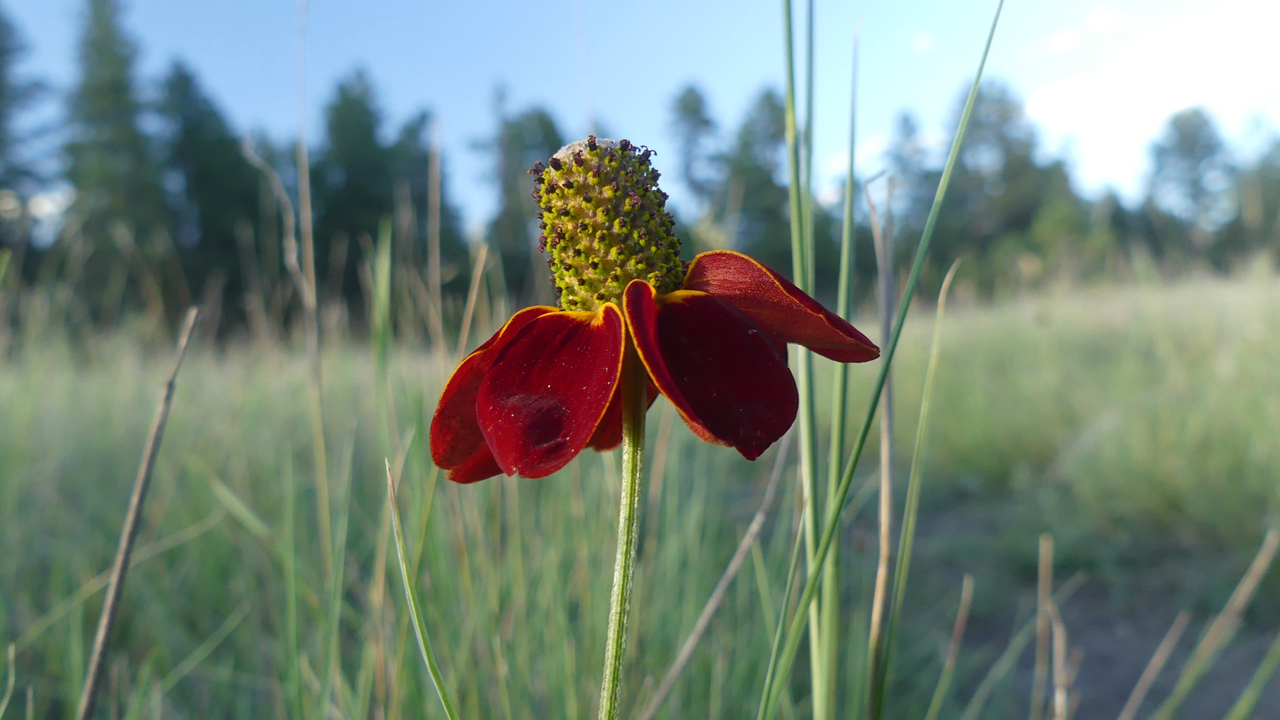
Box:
[598, 346, 649, 720]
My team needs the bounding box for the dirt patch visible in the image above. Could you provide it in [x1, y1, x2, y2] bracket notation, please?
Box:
[895, 494, 1280, 717]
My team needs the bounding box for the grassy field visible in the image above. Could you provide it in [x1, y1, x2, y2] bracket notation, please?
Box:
[2, 269, 1279, 718]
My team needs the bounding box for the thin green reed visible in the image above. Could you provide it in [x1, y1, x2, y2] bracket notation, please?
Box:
[778, 0, 826, 714]
[760, 3, 1005, 717]
[371, 219, 394, 373]
[283, 455, 304, 720]
[873, 259, 962, 717]
[822, 26, 860, 719]
[316, 437, 354, 719]
[388, 460, 461, 720]
[1222, 629, 1280, 720]
[802, 0, 817, 294]
[0, 644, 14, 719]
[756, 524, 807, 720]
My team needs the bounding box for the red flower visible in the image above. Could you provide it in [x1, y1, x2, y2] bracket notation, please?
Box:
[430, 250, 879, 483]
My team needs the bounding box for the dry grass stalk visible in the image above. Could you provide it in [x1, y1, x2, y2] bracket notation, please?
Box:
[0, 644, 14, 719]
[642, 402, 677, 563]
[924, 574, 975, 720]
[863, 177, 894, 681]
[426, 117, 446, 348]
[73, 307, 198, 720]
[635, 431, 794, 720]
[239, 2, 333, 582]
[233, 219, 273, 344]
[454, 242, 490, 362]
[1116, 611, 1190, 720]
[1031, 534, 1054, 720]
[1148, 529, 1280, 720]
[1048, 599, 1071, 720]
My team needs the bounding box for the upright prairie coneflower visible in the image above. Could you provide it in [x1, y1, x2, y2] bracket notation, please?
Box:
[430, 136, 879, 484]
[428, 136, 879, 720]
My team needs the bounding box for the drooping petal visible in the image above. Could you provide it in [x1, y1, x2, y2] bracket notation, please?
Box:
[430, 306, 557, 483]
[683, 250, 880, 363]
[624, 280, 798, 461]
[477, 305, 626, 478]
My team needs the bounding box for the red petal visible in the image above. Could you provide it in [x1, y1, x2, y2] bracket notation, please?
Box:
[624, 280, 798, 461]
[430, 306, 558, 483]
[683, 250, 880, 363]
[477, 305, 626, 478]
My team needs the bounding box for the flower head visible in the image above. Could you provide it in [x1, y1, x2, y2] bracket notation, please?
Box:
[431, 137, 879, 483]
[537, 137, 685, 310]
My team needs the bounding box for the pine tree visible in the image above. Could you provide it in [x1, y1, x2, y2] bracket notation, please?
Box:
[925, 81, 1085, 293]
[484, 98, 563, 304]
[311, 69, 392, 304]
[0, 5, 41, 195]
[159, 60, 260, 326]
[671, 85, 717, 205]
[388, 111, 469, 293]
[716, 89, 791, 274]
[0, 4, 43, 253]
[65, 0, 165, 253]
[1149, 108, 1236, 265]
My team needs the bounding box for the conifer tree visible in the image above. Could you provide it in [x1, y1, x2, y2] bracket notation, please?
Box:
[65, 0, 165, 253]
[0, 5, 40, 195]
[159, 60, 259, 324]
[311, 69, 392, 303]
[389, 111, 469, 292]
[0, 4, 42, 253]
[485, 101, 563, 304]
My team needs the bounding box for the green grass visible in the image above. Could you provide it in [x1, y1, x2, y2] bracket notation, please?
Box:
[2, 269, 1279, 717]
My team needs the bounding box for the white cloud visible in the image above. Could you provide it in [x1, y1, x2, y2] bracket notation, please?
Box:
[29, 187, 73, 219]
[1045, 30, 1081, 54]
[1085, 5, 1119, 33]
[1024, 0, 1280, 200]
[858, 132, 890, 174]
[911, 32, 934, 54]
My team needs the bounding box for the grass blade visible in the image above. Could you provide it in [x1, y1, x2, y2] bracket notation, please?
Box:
[0, 644, 14, 719]
[923, 575, 974, 720]
[864, 167, 897, 720]
[757, 521, 807, 720]
[13, 513, 223, 654]
[208, 477, 273, 546]
[0, 250, 10, 287]
[779, 0, 826, 713]
[316, 438, 354, 718]
[1115, 611, 1189, 720]
[1221, 628, 1280, 720]
[875, 259, 962, 715]
[752, 542, 798, 720]
[760, 3, 1006, 715]
[1031, 535, 1054, 720]
[74, 307, 198, 720]
[283, 455, 304, 720]
[1148, 529, 1280, 720]
[159, 603, 251, 694]
[386, 459, 461, 720]
[372, 218, 393, 369]
[958, 573, 1086, 720]
[821, 26, 860, 718]
[637, 432, 792, 720]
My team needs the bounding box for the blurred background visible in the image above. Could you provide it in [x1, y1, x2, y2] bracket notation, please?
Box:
[2, 0, 1279, 717]
[2, 0, 1278, 327]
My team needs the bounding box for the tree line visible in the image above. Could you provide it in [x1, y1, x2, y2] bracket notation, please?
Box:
[1, 0, 1277, 344]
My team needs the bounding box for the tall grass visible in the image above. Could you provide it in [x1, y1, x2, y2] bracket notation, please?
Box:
[5, 0, 1280, 713]
[3, 268, 1279, 716]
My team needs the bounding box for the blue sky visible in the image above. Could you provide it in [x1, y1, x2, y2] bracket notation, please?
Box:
[8, 0, 1279, 234]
